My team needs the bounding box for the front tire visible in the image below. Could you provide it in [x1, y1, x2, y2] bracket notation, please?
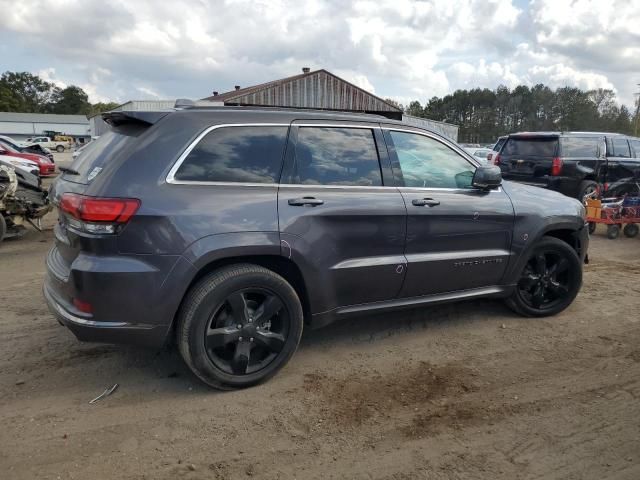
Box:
[623, 223, 639, 238]
[56, 145, 64, 153]
[506, 237, 582, 317]
[177, 264, 303, 390]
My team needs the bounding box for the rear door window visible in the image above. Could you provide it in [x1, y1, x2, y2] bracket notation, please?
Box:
[502, 137, 558, 157]
[629, 139, 640, 158]
[560, 137, 600, 157]
[292, 127, 382, 186]
[174, 126, 288, 183]
[611, 138, 631, 158]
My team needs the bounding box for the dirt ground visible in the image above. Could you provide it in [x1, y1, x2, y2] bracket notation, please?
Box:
[1, 164, 640, 479]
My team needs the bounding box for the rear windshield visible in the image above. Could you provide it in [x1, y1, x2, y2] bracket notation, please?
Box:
[503, 137, 558, 157]
[64, 124, 147, 184]
[560, 137, 600, 157]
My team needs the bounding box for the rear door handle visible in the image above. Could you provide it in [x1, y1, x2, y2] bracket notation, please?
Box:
[412, 198, 440, 207]
[288, 197, 324, 206]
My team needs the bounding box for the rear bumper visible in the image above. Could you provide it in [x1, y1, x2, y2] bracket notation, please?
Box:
[42, 245, 193, 349]
[43, 279, 169, 348]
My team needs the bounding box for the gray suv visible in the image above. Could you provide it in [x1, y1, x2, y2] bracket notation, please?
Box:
[44, 106, 589, 389]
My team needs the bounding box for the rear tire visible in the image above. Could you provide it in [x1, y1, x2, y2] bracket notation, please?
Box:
[177, 264, 303, 390]
[588, 222, 596, 234]
[578, 180, 598, 202]
[606, 224, 620, 239]
[623, 223, 639, 238]
[506, 237, 582, 317]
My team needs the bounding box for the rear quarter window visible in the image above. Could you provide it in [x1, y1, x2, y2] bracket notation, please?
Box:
[503, 137, 558, 157]
[66, 124, 147, 184]
[174, 126, 288, 183]
[560, 137, 600, 157]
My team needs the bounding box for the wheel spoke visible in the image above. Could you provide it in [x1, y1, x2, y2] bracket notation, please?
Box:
[253, 330, 286, 352]
[535, 253, 547, 276]
[547, 281, 569, 298]
[531, 285, 545, 308]
[254, 295, 283, 324]
[227, 291, 249, 324]
[231, 341, 252, 374]
[206, 326, 240, 350]
[550, 257, 569, 276]
[519, 273, 540, 290]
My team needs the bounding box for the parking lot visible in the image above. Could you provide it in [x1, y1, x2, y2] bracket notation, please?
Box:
[1, 155, 639, 479]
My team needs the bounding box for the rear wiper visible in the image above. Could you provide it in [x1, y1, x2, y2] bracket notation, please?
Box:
[59, 166, 80, 175]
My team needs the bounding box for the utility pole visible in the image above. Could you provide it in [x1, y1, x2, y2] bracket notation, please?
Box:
[635, 83, 640, 136]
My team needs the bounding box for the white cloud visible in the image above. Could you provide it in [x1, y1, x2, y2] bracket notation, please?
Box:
[0, 0, 637, 108]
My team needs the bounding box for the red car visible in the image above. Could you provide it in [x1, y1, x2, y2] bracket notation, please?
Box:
[0, 140, 56, 176]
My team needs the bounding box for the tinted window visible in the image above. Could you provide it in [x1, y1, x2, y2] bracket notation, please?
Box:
[67, 124, 148, 184]
[175, 126, 288, 183]
[611, 138, 631, 158]
[503, 137, 558, 157]
[494, 138, 506, 152]
[561, 137, 600, 157]
[629, 139, 640, 158]
[293, 127, 381, 186]
[389, 131, 476, 189]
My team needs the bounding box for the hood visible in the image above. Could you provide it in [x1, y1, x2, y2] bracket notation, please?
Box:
[501, 180, 585, 221]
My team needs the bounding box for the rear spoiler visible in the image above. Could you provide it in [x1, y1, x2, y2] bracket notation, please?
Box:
[102, 110, 170, 127]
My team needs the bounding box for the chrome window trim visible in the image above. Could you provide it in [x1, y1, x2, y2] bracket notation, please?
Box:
[165, 123, 291, 184]
[165, 122, 499, 192]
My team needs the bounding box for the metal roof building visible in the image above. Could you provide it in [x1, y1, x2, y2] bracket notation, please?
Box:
[204, 68, 402, 118]
[0, 112, 90, 140]
[202, 68, 458, 140]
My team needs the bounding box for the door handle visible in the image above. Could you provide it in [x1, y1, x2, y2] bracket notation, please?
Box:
[288, 197, 324, 206]
[412, 198, 440, 207]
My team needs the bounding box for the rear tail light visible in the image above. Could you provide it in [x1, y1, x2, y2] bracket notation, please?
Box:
[60, 193, 140, 234]
[493, 154, 501, 165]
[487, 152, 493, 162]
[551, 157, 563, 176]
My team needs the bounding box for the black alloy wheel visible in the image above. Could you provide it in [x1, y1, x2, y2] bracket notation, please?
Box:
[517, 251, 573, 311]
[205, 288, 289, 375]
[177, 264, 303, 390]
[507, 237, 582, 317]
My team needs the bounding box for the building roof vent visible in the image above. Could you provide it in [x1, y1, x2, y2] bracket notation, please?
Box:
[302, 67, 310, 74]
[212, 91, 218, 96]
[235, 85, 241, 90]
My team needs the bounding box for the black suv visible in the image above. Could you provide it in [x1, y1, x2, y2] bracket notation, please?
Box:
[495, 132, 640, 200]
[44, 106, 588, 389]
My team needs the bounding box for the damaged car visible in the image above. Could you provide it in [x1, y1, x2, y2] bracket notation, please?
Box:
[0, 162, 51, 243]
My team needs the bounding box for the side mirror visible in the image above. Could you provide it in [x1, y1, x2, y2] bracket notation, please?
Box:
[472, 165, 502, 190]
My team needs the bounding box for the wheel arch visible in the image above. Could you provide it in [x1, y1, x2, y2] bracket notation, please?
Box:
[168, 253, 312, 345]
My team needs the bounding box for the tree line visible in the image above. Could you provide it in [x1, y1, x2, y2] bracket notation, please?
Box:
[392, 85, 640, 144]
[0, 71, 119, 117]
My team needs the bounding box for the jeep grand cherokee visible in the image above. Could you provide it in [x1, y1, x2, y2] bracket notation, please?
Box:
[44, 106, 588, 389]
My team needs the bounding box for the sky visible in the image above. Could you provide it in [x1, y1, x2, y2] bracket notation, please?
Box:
[0, 0, 639, 108]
